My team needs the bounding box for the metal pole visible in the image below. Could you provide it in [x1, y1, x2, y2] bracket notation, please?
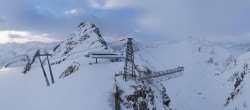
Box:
[38, 51, 50, 86]
[46, 52, 54, 84]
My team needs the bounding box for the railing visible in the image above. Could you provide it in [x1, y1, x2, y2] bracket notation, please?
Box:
[137, 67, 184, 84]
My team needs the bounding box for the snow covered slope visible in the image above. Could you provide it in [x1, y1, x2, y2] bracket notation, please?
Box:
[0, 22, 112, 110]
[0, 42, 57, 68]
[120, 38, 233, 110]
[0, 22, 250, 110]
[221, 52, 250, 110]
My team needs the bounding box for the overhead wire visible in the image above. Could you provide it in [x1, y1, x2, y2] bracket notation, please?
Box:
[2, 39, 126, 69]
[133, 40, 169, 69]
[1, 38, 170, 75]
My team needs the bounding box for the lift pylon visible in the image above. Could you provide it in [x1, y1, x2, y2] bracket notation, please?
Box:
[123, 38, 135, 81]
[123, 38, 184, 83]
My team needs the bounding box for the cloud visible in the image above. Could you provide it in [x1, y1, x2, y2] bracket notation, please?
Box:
[0, 16, 7, 24]
[8, 34, 23, 38]
[89, 0, 137, 9]
[0, 0, 90, 41]
[89, 0, 103, 9]
[0, 19, 3, 24]
[64, 9, 84, 16]
[206, 32, 250, 43]
[102, 0, 135, 9]
[0, 0, 250, 44]
[131, 0, 250, 42]
[0, 31, 59, 44]
[64, 9, 77, 15]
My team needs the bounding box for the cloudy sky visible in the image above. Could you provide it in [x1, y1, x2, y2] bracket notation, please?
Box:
[0, 0, 250, 44]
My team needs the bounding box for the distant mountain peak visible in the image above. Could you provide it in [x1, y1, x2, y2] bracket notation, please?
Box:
[53, 22, 107, 55]
[78, 22, 92, 28]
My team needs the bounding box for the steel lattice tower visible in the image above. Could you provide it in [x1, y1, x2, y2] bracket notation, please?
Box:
[124, 38, 135, 81]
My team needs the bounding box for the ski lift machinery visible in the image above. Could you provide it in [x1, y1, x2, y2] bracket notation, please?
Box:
[85, 38, 184, 84]
[123, 38, 184, 84]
